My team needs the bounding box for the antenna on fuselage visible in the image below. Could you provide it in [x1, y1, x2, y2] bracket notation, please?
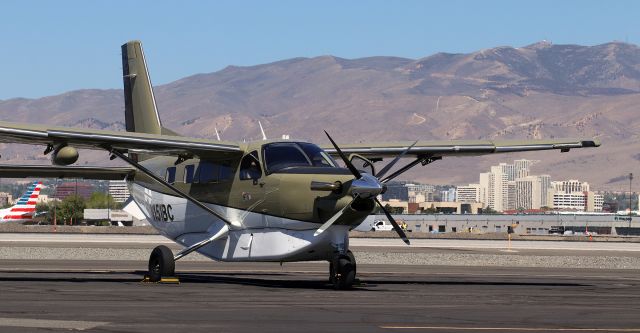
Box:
[214, 127, 221, 141]
[258, 121, 267, 140]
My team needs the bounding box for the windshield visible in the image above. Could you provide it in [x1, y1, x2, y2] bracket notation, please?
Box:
[263, 142, 337, 173]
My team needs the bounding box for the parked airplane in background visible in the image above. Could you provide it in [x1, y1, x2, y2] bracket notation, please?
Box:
[0, 41, 600, 289]
[0, 181, 43, 223]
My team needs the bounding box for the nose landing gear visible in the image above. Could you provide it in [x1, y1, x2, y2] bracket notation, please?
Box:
[330, 250, 356, 290]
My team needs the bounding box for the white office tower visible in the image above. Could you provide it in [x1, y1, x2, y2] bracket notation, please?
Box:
[538, 175, 551, 208]
[489, 164, 509, 212]
[108, 180, 130, 203]
[515, 176, 542, 210]
[479, 173, 493, 210]
[456, 184, 481, 203]
[441, 188, 456, 202]
[552, 179, 589, 193]
[550, 180, 601, 212]
[507, 181, 517, 210]
[514, 159, 538, 179]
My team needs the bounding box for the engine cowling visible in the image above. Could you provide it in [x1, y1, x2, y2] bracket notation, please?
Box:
[51, 146, 79, 166]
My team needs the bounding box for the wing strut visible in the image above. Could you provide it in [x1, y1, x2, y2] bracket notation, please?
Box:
[173, 225, 229, 261]
[109, 149, 233, 226]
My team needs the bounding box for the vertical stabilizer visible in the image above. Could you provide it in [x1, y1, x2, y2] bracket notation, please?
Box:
[0, 181, 42, 222]
[121, 40, 162, 135]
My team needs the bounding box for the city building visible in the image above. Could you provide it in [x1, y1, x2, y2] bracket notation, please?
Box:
[507, 181, 517, 210]
[384, 182, 435, 203]
[515, 176, 541, 210]
[381, 182, 409, 201]
[0, 192, 13, 207]
[108, 180, 130, 203]
[514, 159, 538, 179]
[441, 188, 456, 202]
[456, 184, 481, 203]
[550, 180, 603, 212]
[52, 182, 95, 200]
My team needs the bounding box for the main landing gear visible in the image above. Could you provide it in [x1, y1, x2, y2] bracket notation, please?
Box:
[146, 226, 230, 282]
[330, 250, 357, 290]
[148, 245, 176, 282]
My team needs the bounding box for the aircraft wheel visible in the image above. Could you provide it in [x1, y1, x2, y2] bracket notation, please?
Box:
[346, 250, 356, 277]
[148, 245, 175, 282]
[331, 254, 356, 290]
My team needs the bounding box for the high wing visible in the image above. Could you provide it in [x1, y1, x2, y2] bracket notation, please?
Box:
[0, 121, 242, 159]
[0, 165, 135, 180]
[322, 138, 600, 159]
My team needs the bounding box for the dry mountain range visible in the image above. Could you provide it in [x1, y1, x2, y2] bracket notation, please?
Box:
[1, 41, 639, 190]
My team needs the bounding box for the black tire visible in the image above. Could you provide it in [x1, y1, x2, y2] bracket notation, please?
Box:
[148, 245, 175, 282]
[331, 254, 356, 290]
[346, 250, 356, 277]
[329, 261, 335, 284]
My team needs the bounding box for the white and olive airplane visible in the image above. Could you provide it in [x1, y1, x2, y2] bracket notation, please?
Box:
[0, 41, 600, 289]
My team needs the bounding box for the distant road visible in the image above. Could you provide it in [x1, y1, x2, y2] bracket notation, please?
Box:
[2, 233, 640, 252]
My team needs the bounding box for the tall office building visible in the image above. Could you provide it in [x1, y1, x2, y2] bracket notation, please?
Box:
[108, 180, 130, 203]
[441, 188, 456, 202]
[507, 181, 517, 210]
[514, 159, 537, 179]
[550, 180, 602, 212]
[515, 176, 542, 210]
[456, 184, 481, 203]
[538, 175, 551, 208]
[475, 159, 539, 212]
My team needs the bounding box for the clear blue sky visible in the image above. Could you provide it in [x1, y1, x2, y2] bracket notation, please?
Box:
[1, 0, 638, 99]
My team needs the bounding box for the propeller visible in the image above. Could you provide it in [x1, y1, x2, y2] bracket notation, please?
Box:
[375, 141, 417, 180]
[316, 131, 413, 245]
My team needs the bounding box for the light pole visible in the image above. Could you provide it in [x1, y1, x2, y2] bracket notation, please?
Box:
[630, 173, 634, 228]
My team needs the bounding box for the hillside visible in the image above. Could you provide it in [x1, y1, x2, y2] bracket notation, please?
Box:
[1, 41, 639, 190]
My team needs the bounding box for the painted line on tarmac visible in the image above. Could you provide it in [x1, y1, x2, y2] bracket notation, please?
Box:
[380, 326, 640, 332]
[0, 317, 109, 330]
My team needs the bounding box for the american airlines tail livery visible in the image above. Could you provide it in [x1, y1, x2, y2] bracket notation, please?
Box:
[0, 181, 43, 223]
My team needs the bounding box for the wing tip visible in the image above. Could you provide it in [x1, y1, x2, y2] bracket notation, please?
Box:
[581, 139, 601, 147]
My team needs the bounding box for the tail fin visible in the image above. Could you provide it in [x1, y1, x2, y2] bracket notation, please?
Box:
[0, 181, 42, 222]
[121, 40, 163, 135]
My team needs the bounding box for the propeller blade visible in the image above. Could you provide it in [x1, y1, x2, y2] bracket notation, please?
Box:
[375, 141, 418, 180]
[324, 130, 362, 179]
[375, 198, 410, 245]
[314, 197, 356, 237]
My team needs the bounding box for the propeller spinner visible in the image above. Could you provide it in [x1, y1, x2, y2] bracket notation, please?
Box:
[315, 131, 412, 245]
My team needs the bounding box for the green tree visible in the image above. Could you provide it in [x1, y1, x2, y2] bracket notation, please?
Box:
[423, 204, 438, 214]
[384, 204, 404, 215]
[57, 195, 86, 225]
[483, 206, 499, 215]
[86, 192, 120, 209]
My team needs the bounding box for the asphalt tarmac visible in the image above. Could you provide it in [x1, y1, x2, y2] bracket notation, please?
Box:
[1, 236, 640, 332]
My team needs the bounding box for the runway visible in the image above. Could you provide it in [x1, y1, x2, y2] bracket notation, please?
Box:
[1, 261, 639, 332]
[0, 235, 639, 332]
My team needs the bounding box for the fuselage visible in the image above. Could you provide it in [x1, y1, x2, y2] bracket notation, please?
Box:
[128, 140, 374, 262]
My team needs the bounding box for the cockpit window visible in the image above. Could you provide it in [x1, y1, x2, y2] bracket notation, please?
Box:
[299, 143, 337, 168]
[263, 142, 336, 173]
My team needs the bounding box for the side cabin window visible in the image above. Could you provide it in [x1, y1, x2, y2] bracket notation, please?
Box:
[194, 160, 234, 183]
[239, 151, 262, 180]
[165, 166, 176, 184]
[184, 165, 195, 183]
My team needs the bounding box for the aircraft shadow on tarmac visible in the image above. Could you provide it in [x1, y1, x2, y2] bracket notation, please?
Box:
[0, 270, 588, 289]
[152, 271, 589, 290]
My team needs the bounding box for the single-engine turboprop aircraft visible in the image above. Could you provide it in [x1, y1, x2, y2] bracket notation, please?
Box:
[0, 41, 600, 289]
